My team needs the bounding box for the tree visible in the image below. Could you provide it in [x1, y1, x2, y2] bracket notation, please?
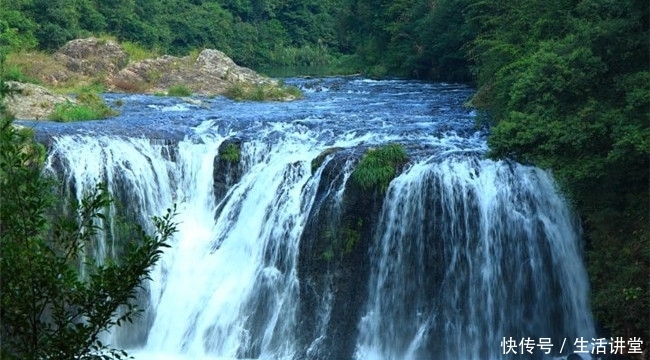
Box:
[469, 0, 649, 340]
[0, 56, 177, 359]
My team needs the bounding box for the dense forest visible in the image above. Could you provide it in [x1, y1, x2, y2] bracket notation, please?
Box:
[1, 0, 648, 345]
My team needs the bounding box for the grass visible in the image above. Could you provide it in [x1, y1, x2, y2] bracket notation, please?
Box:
[53, 82, 105, 96]
[49, 85, 118, 122]
[219, 142, 241, 163]
[5, 51, 71, 84]
[351, 143, 408, 192]
[167, 85, 192, 97]
[224, 82, 302, 101]
[122, 41, 161, 63]
[311, 147, 343, 174]
[269, 45, 334, 67]
[187, 48, 203, 64]
[2, 64, 41, 84]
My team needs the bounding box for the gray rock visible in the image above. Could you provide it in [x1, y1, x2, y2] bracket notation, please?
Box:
[110, 49, 276, 95]
[53, 37, 129, 77]
[4, 81, 77, 120]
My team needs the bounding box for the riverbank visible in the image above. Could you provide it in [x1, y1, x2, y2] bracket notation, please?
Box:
[3, 37, 301, 121]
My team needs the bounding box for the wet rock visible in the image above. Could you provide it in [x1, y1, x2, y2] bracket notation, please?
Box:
[213, 137, 245, 203]
[297, 148, 388, 360]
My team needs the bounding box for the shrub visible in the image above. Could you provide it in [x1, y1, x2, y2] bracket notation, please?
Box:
[220, 142, 241, 163]
[49, 87, 118, 122]
[224, 82, 302, 101]
[1, 82, 177, 359]
[352, 143, 408, 192]
[167, 84, 192, 97]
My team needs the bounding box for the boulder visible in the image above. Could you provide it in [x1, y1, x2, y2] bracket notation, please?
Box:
[53, 37, 129, 77]
[110, 49, 276, 95]
[4, 81, 77, 120]
[3, 38, 288, 119]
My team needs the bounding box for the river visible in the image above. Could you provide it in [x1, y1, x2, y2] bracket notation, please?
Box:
[21, 77, 595, 359]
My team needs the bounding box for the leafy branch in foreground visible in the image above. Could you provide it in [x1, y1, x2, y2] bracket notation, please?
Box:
[1, 85, 177, 358]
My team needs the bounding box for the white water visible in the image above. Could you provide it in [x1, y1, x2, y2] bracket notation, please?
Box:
[46, 126, 338, 359]
[355, 158, 594, 360]
[38, 78, 595, 360]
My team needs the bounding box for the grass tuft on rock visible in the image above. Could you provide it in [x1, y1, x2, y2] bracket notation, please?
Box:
[352, 143, 408, 192]
[224, 82, 302, 101]
[220, 142, 241, 163]
[167, 85, 192, 97]
[49, 86, 118, 122]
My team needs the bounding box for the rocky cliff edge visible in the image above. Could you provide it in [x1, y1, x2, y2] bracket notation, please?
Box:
[6, 37, 281, 120]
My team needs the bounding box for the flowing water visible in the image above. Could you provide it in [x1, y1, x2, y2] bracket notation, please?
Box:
[22, 77, 595, 359]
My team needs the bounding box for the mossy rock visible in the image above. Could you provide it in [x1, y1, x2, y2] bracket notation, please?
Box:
[311, 147, 344, 174]
[351, 143, 408, 193]
[219, 141, 241, 164]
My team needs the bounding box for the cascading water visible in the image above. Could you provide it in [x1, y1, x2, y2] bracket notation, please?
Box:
[27, 77, 595, 360]
[355, 158, 594, 360]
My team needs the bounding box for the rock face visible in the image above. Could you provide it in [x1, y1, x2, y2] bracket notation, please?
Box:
[49, 38, 275, 95]
[3, 37, 282, 120]
[213, 137, 245, 203]
[54, 38, 129, 77]
[4, 81, 77, 120]
[110, 49, 276, 95]
[297, 148, 387, 360]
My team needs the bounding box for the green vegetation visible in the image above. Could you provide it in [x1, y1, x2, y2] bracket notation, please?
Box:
[224, 82, 302, 102]
[166, 84, 192, 97]
[311, 147, 343, 174]
[466, 0, 649, 340]
[49, 86, 117, 122]
[320, 217, 363, 261]
[352, 143, 408, 192]
[0, 0, 343, 69]
[219, 142, 241, 164]
[1, 0, 646, 341]
[121, 40, 160, 63]
[0, 61, 177, 359]
[322, 249, 335, 261]
[2, 63, 40, 84]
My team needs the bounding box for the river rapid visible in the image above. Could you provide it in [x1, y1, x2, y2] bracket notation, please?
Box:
[20, 77, 595, 360]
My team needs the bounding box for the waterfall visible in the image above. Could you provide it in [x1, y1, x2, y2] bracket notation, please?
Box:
[355, 157, 594, 360]
[40, 102, 595, 359]
[45, 128, 330, 359]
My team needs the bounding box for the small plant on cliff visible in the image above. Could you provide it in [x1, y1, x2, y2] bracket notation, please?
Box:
[167, 84, 192, 97]
[220, 142, 241, 164]
[352, 143, 408, 192]
[311, 147, 343, 174]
